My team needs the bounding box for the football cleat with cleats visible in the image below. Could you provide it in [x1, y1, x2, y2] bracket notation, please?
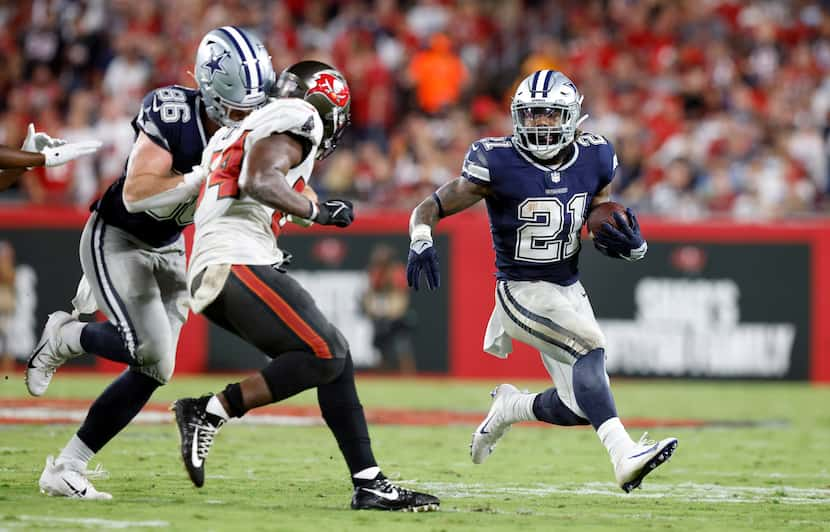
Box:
[171, 395, 225, 488]
[26, 311, 83, 396]
[38, 456, 111, 500]
[351, 477, 440, 512]
[614, 433, 678, 493]
[470, 383, 534, 464]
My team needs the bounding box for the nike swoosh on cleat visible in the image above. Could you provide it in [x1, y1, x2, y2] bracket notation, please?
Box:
[27, 343, 47, 369]
[63, 478, 87, 497]
[478, 415, 495, 435]
[627, 443, 659, 459]
[191, 427, 203, 468]
[362, 487, 400, 501]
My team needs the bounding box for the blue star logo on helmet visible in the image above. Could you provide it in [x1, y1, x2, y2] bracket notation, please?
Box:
[202, 45, 230, 81]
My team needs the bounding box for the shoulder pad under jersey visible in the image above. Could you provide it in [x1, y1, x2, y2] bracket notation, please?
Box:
[460, 137, 512, 186]
[133, 85, 196, 153]
[242, 98, 324, 149]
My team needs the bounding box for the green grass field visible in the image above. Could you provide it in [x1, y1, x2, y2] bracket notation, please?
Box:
[1, 373, 829, 531]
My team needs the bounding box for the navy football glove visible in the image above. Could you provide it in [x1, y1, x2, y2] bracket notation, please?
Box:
[407, 239, 440, 291]
[593, 209, 648, 262]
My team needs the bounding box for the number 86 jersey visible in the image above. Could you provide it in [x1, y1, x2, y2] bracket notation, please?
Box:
[94, 86, 210, 247]
[461, 134, 618, 286]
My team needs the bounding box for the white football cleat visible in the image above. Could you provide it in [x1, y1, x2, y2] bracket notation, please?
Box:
[25, 311, 83, 396]
[470, 383, 534, 464]
[614, 433, 678, 492]
[38, 456, 112, 500]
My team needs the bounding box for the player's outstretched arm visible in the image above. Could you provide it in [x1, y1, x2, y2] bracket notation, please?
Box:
[0, 145, 46, 170]
[0, 146, 45, 190]
[242, 133, 354, 227]
[407, 177, 489, 290]
[122, 132, 205, 213]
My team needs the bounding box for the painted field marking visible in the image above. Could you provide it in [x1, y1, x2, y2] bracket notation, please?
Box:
[418, 481, 830, 506]
[13, 515, 168, 529]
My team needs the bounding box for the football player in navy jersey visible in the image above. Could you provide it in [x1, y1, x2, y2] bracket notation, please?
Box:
[407, 70, 677, 493]
[26, 27, 275, 499]
[0, 123, 101, 190]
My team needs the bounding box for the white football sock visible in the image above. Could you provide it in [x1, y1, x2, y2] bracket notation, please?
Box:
[206, 394, 230, 420]
[353, 466, 381, 480]
[513, 392, 539, 422]
[57, 434, 95, 467]
[597, 417, 634, 464]
[61, 320, 85, 354]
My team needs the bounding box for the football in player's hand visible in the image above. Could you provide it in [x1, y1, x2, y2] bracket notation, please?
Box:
[587, 201, 628, 235]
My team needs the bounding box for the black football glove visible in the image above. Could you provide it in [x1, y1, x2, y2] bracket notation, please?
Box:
[593, 208, 648, 261]
[407, 239, 440, 291]
[313, 199, 355, 228]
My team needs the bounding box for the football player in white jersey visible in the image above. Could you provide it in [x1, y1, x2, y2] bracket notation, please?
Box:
[26, 26, 273, 500]
[172, 61, 439, 512]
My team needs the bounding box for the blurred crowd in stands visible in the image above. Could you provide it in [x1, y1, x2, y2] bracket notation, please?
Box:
[1, 0, 830, 219]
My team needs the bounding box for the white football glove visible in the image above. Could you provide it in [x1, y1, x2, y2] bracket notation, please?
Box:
[42, 140, 104, 168]
[21, 123, 65, 153]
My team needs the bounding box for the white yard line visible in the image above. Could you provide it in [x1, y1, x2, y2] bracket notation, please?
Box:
[418, 481, 830, 505]
[12, 516, 168, 529]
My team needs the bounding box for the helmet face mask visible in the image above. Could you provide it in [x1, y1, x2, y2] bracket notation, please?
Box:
[194, 26, 275, 127]
[274, 61, 351, 160]
[511, 70, 586, 160]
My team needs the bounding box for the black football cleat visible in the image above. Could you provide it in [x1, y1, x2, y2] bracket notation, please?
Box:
[171, 395, 225, 488]
[351, 477, 440, 512]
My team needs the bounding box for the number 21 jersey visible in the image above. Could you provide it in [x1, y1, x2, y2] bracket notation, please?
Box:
[461, 134, 617, 286]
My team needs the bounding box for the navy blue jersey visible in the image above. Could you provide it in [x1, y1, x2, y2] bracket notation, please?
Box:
[461, 134, 617, 285]
[95, 85, 209, 247]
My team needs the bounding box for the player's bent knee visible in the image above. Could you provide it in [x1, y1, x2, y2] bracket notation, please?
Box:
[316, 356, 346, 384]
[324, 327, 350, 360]
[131, 344, 175, 385]
[130, 362, 173, 386]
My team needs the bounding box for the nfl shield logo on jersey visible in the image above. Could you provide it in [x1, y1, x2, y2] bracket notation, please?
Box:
[549, 171, 561, 183]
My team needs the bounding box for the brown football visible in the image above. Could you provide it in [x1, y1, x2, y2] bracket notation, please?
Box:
[586, 201, 627, 235]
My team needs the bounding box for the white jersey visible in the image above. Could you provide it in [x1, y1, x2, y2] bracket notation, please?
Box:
[188, 98, 323, 293]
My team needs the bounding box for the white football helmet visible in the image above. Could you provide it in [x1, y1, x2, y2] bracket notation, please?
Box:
[511, 70, 587, 159]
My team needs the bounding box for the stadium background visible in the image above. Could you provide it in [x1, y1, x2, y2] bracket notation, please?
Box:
[1, 0, 829, 383]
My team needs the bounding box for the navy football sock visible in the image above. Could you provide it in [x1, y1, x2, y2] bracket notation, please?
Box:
[532, 387, 590, 426]
[80, 322, 132, 364]
[317, 353, 377, 482]
[572, 348, 618, 430]
[77, 370, 159, 453]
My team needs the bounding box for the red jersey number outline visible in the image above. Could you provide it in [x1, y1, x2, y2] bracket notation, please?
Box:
[207, 131, 250, 199]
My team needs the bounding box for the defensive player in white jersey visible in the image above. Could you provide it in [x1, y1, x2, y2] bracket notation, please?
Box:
[25, 26, 274, 499]
[407, 70, 677, 492]
[172, 61, 439, 512]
